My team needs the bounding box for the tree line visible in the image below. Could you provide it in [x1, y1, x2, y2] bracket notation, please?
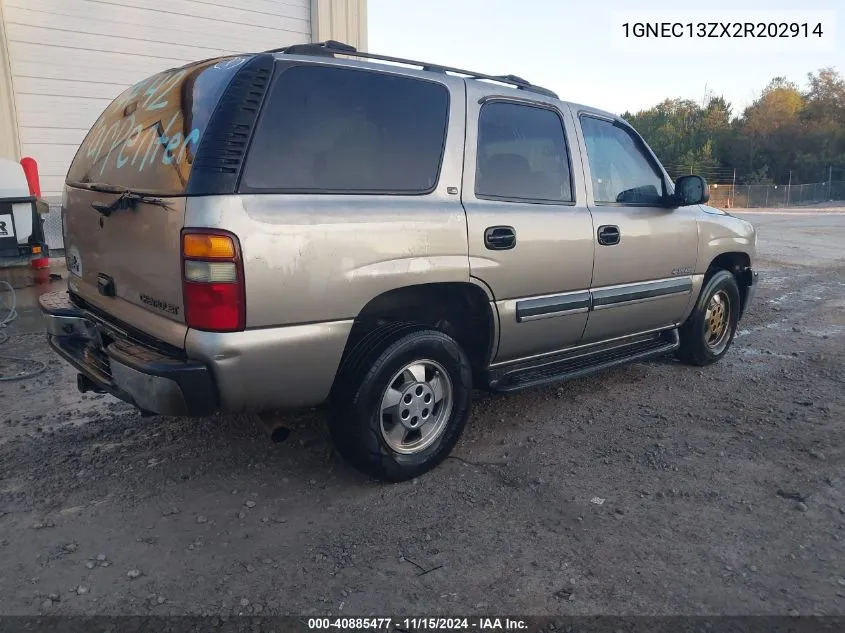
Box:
[622, 67, 845, 186]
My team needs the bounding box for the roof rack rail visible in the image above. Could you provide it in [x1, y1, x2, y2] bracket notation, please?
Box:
[263, 40, 558, 99]
[267, 40, 357, 57]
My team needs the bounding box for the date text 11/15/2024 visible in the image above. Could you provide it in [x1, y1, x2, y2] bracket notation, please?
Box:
[307, 618, 528, 630]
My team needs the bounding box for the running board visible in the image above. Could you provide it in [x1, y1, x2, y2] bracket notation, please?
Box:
[486, 329, 680, 393]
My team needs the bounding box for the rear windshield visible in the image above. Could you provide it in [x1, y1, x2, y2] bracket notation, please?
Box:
[66, 56, 250, 196]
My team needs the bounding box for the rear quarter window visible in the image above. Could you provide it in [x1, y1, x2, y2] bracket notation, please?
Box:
[66, 56, 249, 196]
[240, 65, 450, 194]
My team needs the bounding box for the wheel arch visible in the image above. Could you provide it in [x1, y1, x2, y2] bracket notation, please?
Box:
[333, 281, 499, 389]
[706, 251, 753, 317]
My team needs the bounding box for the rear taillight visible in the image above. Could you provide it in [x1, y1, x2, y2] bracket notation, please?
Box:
[182, 229, 245, 332]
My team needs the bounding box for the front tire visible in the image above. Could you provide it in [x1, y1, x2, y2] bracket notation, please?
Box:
[677, 270, 740, 366]
[329, 328, 472, 481]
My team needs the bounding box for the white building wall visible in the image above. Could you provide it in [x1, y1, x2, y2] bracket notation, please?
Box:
[312, 0, 367, 52]
[2, 0, 313, 198]
[0, 2, 21, 160]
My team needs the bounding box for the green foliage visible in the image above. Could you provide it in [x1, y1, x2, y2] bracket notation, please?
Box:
[744, 166, 775, 186]
[624, 67, 845, 185]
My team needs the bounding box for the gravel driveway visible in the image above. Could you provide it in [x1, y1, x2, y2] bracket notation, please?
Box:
[0, 211, 843, 616]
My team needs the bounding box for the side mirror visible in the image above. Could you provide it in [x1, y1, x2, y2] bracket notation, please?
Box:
[671, 175, 710, 207]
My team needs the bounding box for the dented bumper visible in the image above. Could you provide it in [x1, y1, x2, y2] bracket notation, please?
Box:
[40, 291, 217, 416]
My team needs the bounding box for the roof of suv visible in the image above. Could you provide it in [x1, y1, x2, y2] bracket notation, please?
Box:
[266, 40, 621, 123]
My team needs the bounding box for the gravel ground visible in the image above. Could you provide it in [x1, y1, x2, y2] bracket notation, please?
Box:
[0, 211, 843, 616]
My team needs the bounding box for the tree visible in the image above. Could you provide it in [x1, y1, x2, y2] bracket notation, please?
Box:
[623, 96, 731, 179]
[744, 166, 774, 186]
[803, 67, 845, 124]
[624, 68, 844, 188]
[736, 77, 804, 179]
[742, 77, 804, 137]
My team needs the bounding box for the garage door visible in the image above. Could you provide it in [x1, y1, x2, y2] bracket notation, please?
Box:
[3, 0, 311, 199]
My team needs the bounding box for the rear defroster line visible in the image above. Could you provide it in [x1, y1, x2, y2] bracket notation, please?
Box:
[0, 280, 47, 382]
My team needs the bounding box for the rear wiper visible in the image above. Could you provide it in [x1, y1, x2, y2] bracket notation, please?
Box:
[66, 181, 172, 216]
[68, 180, 127, 194]
[90, 191, 170, 217]
[86, 188, 171, 217]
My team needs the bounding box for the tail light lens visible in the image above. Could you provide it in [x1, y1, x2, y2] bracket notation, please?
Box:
[182, 229, 245, 332]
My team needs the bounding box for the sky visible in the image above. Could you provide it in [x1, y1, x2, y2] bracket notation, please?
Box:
[368, 0, 844, 118]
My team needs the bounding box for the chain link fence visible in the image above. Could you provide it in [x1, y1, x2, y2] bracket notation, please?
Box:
[708, 180, 845, 209]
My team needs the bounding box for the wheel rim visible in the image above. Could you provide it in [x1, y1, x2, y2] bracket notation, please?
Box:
[379, 359, 453, 455]
[704, 290, 732, 351]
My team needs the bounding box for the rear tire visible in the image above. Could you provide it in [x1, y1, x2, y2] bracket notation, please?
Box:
[677, 270, 740, 366]
[329, 327, 472, 482]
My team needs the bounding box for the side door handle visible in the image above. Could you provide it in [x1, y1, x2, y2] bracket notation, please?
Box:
[484, 226, 516, 250]
[597, 225, 620, 246]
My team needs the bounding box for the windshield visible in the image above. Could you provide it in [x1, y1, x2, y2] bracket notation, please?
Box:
[66, 55, 250, 196]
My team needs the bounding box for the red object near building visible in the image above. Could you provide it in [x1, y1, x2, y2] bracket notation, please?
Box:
[20, 157, 42, 198]
[20, 157, 49, 269]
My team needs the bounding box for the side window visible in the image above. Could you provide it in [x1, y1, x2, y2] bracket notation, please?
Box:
[475, 101, 573, 203]
[240, 66, 450, 194]
[579, 116, 665, 205]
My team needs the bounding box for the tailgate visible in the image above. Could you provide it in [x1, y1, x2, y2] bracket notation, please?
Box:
[63, 187, 188, 349]
[61, 54, 251, 349]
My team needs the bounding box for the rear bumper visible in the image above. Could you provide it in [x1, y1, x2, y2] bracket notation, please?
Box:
[40, 291, 217, 416]
[0, 244, 47, 258]
[0, 246, 49, 269]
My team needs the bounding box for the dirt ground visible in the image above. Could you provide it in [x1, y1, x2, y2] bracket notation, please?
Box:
[0, 210, 843, 616]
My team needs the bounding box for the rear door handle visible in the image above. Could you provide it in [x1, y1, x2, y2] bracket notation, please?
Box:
[484, 226, 516, 250]
[597, 225, 620, 246]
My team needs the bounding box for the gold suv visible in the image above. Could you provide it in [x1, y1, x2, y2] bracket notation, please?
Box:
[41, 41, 759, 481]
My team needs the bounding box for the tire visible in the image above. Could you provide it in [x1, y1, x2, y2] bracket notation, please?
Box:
[329, 327, 473, 482]
[676, 269, 741, 366]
